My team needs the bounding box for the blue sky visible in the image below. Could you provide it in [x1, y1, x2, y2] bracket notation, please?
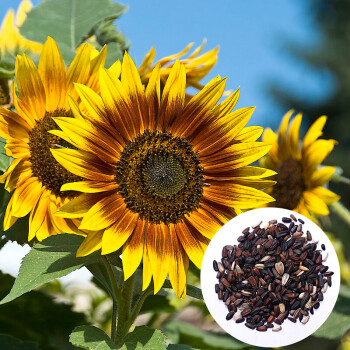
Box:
[4, 0, 333, 129]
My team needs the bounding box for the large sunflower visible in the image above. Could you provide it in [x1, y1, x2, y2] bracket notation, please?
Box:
[0, 36, 108, 241]
[0, 0, 42, 54]
[261, 110, 340, 218]
[138, 40, 218, 92]
[52, 53, 275, 297]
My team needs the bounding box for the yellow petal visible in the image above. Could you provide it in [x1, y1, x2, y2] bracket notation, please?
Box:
[169, 224, 188, 299]
[171, 76, 225, 137]
[278, 110, 294, 149]
[302, 139, 336, 174]
[288, 113, 302, 156]
[77, 231, 103, 257]
[12, 177, 42, 217]
[309, 166, 335, 187]
[138, 47, 156, 76]
[312, 186, 340, 205]
[145, 63, 161, 130]
[66, 43, 91, 99]
[57, 193, 104, 218]
[142, 248, 153, 291]
[122, 219, 146, 280]
[29, 190, 50, 240]
[3, 194, 18, 231]
[101, 210, 138, 255]
[303, 190, 330, 216]
[302, 115, 327, 152]
[193, 107, 255, 157]
[203, 183, 275, 209]
[15, 54, 46, 121]
[51, 148, 114, 182]
[236, 126, 264, 142]
[186, 207, 223, 240]
[120, 52, 148, 133]
[202, 142, 272, 171]
[0, 107, 31, 141]
[38, 36, 67, 111]
[146, 224, 170, 294]
[158, 60, 186, 131]
[61, 181, 118, 193]
[79, 194, 125, 230]
[99, 68, 138, 140]
[211, 87, 240, 119]
[176, 221, 208, 269]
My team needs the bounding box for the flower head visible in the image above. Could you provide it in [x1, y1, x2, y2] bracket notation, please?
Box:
[0, 37, 108, 241]
[0, 0, 42, 54]
[261, 110, 340, 218]
[52, 53, 275, 298]
[138, 40, 218, 92]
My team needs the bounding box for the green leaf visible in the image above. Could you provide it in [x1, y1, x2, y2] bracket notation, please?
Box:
[0, 334, 41, 350]
[0, 136, 12, 172]
[163, 321, 250, 350]
[313, 285, 350, 339]
[0, 271, 87, 350]
[20, 0, 127, 64]
[162, 279, 203, 300]
[0, 234, 100, 304]
[70, 325, 117, 350]
[312, 310, 350, 339]
[167, 345, 198, 350]
[140, 294, 176, 315]
[121, 326, 167, 350]
[0, 187, 29, 245]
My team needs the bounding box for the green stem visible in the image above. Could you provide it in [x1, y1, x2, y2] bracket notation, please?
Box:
[101, 256, 122, 343]
[129, 285, 152, 324]
[111, 301, 118, 343]
[331, 201, 350, 227]
[115, 273, 135, 346]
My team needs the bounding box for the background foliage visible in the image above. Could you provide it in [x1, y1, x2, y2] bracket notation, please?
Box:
[0, 0, 349, 349]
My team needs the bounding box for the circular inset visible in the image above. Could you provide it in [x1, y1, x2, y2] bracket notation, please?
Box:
[201, 207, 340, 348]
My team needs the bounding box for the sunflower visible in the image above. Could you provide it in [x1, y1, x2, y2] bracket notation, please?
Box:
[138, 40, 218, 92]
[0, 0, 42, 54]
[0, 36, 108, 241]
[51, 53, 275, 298]
[261, 110, 340, 218]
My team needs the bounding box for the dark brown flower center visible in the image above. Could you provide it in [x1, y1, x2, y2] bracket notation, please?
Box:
[0, 79, 10, 106]
[271, 158, 306, 210]
[29, 109, 82, 199]
[115, 130, 204, 224]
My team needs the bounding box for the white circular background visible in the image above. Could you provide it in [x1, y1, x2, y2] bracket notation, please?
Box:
[201, 207, 340, 348]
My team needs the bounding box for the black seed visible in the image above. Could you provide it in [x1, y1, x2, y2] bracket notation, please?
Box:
[213, 260, 219, 271]
[321, 244, 326, 251]
[226, 311, 235, 320]
[282, 217, 292, 223]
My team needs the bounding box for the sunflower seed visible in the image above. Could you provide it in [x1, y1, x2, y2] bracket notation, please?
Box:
[279, 303, 285, 313]
[275, 261, 284, 275]
[255, 264, 265, 269]
[321, 282, 328, 293]
[272, 325, 282, 331]
[301, 315, 310, 324]
[282, 273, 290, 286]
[252, 221, 262, 229]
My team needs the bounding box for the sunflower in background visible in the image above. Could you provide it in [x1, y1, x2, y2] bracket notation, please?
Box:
[0, 37, 109, 241]
[261, 110, 340, 218]
[138, 40, 218, 94]
[51, 52, 275, 298]
[0, 0, 42, 54]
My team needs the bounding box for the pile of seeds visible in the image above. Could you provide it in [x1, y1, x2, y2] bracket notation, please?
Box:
[213, 214, 333, 332]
